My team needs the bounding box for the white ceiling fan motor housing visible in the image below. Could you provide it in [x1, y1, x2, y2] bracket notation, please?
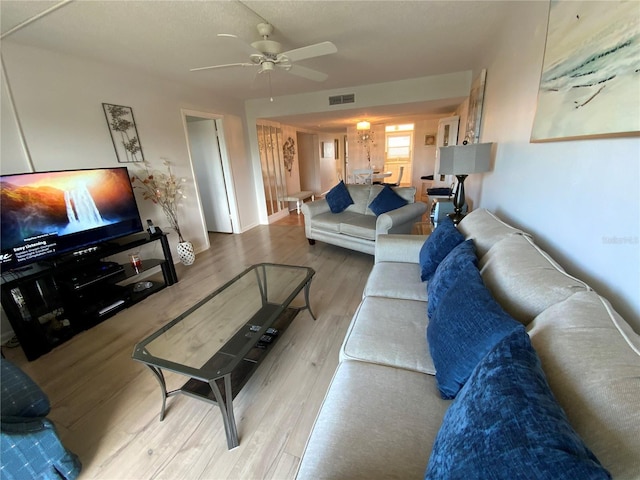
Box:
[252, 23, 281, 55]
[251, 40, 282, 55]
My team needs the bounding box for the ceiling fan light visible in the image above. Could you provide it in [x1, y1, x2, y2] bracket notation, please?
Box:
[357, 121, 371, 131]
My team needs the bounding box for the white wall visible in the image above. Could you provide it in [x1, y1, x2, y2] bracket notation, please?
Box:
[466, 2, 640, 331]
[246, 71, 472, 223]
[0, 42, 255, 340]
[1, 43, 256, 243]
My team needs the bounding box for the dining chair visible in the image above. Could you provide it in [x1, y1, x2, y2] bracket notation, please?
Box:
[383, 166, 404, 186]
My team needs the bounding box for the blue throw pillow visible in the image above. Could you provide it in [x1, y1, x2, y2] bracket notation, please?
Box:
[325, 181, 353, 213]
[427, 262, 522, 399]
[368, 185, 408, 216]
[425, 329, 611, 480]
[418, 217, 464, 282]
[427, 239, 477, 319]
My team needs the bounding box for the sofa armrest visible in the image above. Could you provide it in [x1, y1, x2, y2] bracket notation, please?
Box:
[376, 202, 428, 235]
[1, 417, 82, 480]
[1, 416, 50, 434]
[375, 234, 428, 264]
[301, 199, 331, 218]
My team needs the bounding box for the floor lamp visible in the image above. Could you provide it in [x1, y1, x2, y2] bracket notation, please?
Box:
[438, 142, 492, 225]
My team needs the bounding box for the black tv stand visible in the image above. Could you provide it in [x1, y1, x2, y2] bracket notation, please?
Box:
[0, 232, 178, 361]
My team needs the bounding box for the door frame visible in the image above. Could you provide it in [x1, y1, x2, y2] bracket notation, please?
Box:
[181, 109, 241, 242]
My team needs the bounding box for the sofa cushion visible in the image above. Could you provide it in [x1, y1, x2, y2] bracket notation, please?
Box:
[374, 234, 428, 264]
[296, 361, 450, 480]
[364, 262, 427, 301]
[427, 262, 523, 399]
[457, 208, 529, 258]
[345, 184, 372, 215]
[308, 210, 362, 233]
[425, 329, 611, 480]
[391, 186, 417, 204]
[341, 296, 434, 374]
[368, 185, 408, 216]
[1, 359, 50, 419]
[427, 239, 477, 319]
[418, 217, 464, 282]
[325, 181, 353, 213]
[339, 215, 378, 240]
[527, 291, 640, 479]
[480, 235, 590, 325]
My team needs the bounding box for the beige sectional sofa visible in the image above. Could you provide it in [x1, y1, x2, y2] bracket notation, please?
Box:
[301, 184, 427, 255]
[296, 208, 640, 479]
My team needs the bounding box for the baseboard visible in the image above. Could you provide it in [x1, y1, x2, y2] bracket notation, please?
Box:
[1, 329, 15, 345]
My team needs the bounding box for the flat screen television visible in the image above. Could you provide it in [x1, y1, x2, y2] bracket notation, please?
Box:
[0, 167, 143, 271]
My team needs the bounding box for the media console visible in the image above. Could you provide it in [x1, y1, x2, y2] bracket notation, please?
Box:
[0, 232, 178, 361]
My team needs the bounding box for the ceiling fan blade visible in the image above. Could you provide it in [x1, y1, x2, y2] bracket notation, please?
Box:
[190, 62, 256, 72]
[217, 33, 263, 56]
[280, 41, 337, 62]
[285, 64, 328, 82]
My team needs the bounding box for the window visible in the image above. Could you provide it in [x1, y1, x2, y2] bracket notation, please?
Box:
[384, 124, 414, 186]
[386, 134, 412, 160]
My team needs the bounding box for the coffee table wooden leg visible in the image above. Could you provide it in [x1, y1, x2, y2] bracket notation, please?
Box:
[209, 375, 239, 449]
[146, 365, 168, 421]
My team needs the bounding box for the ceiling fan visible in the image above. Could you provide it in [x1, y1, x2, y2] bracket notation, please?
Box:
[190, 23, 337, 82]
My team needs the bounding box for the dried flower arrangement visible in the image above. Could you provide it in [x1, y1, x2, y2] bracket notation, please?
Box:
[131, 159, 187, 242]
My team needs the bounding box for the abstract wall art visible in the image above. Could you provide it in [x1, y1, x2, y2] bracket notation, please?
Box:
[531, 0, 640, 142]
[464, 69, 487, 144]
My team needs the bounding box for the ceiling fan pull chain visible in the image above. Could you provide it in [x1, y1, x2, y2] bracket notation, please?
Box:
[269, 72, 274, 102]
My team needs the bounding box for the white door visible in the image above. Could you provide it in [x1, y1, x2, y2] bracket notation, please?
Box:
[186, 116, 233, 233]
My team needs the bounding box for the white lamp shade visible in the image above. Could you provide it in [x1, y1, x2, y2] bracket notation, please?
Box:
[356, 121, 371, 130]
[438, 143, 492, 175]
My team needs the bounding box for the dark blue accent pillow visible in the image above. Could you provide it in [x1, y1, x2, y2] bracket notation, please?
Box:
[368, 185, 408, 216]
[418, 217, 464, 282]
[325, 181, 353, 213]
[427, 262, 522, 399]
[427, 240, 477, 319]
[425, 329, 611, 480]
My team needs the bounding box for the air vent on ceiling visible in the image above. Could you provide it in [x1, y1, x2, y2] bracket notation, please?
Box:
[329, 94, 355, 106]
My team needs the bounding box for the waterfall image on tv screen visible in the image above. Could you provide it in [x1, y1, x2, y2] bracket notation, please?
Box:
[1, 167, 143, 269]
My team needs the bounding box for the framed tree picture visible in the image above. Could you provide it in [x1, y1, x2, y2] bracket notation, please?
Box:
[103, 103, 145, 162]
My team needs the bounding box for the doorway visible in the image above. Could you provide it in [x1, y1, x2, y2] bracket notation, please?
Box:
[183, 112, 234, 234]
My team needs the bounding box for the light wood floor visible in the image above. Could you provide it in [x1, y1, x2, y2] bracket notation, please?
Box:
[3, 216, 374, 480]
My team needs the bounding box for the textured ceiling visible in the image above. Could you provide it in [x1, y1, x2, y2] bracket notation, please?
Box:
[1, 0, 518, 129]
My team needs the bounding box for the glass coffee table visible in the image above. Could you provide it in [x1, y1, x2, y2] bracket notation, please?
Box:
[132, 263, 316, 449]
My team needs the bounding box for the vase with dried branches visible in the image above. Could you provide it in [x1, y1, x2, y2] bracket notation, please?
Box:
[131, 159, 195, 265]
